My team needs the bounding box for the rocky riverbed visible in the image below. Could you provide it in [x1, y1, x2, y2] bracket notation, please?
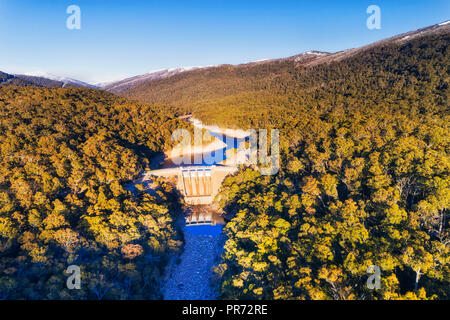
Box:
[162, 226, 225, 300]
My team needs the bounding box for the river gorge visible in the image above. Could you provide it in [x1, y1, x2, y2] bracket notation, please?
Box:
[142, 117, 251, 300]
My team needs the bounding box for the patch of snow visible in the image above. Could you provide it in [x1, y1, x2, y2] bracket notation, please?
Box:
[22, 71, 98, 88]
[94, 77, 128, 88]
[104, 66, 213, 91]
[167, 66, 202, 73]
[304, 51, 328, 56]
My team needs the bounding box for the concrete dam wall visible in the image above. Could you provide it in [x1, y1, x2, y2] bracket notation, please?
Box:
[143, 165, 238, 205]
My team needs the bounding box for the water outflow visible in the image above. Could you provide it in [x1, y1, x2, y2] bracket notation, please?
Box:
[162, 225, 225, 300]
[160, 118, 241, 299]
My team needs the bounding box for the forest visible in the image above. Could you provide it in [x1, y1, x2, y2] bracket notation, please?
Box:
[0, 28, 448, 300]
[0, 87, 188, 299]
[210, 32, 449, 299]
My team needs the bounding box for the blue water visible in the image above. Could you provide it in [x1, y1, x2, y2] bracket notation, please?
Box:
[181, 130, 248, 167]
[185, 224, 223, 236]
[166, 118, 250, 167]
[207, 131, 247, 166]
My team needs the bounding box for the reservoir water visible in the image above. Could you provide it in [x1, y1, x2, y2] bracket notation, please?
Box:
[163, 117, 250, 167]
[161, 118, 244, 299]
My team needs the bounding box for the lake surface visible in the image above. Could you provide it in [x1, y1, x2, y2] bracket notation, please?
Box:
[163, 117, 250, 167]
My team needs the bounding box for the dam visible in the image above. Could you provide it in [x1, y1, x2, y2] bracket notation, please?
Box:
[142, 165, 238, 205]
[138, 116, 251, 226]
[141, 165, 238, 225]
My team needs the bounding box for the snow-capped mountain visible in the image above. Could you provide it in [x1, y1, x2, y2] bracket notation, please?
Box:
[1, 70, 100, 89]
[3, 20, 448, 94]
[18, 72, 99, 88]
[101, 66, 208, 94]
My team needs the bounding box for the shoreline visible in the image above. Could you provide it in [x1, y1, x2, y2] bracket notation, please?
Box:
[189, 117, 251, 139]
[166, 137, 227, 161]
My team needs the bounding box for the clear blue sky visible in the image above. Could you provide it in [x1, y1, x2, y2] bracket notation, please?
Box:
[0, 0, 448, 83]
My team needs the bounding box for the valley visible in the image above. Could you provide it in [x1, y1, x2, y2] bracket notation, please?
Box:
[0, 20, 448, 300]
[121, 117, 249, 300]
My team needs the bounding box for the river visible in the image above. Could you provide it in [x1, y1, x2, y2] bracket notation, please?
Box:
[160, 117, 249, 300]
[161, 225, 225, 300]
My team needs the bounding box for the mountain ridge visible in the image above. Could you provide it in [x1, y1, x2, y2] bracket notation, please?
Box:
[100, 66, 210, 94]
[17, 72, 99, 88]
[116, 20, 449, 131]
[0, 71, 98, 88]
[108, 20, 450, 96]
[1, 20, 448, 93]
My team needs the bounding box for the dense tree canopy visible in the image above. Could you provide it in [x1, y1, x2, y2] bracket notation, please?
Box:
[0, 28, 448, 300]
[211, 32, 449, 299]
[0, 87, 187, 299]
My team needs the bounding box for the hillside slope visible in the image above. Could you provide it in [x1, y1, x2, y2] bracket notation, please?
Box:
[115, 22, 450, 300]
[0, 87, 187, 299]
[0, 71, 97, 88]
[209, 25, 449, 300]
[0, 71, 37, 87]
[102, 67, 207, 94]
[120, 22, 449, 134]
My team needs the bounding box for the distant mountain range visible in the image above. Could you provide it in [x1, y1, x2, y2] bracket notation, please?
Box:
[22, 72, 99, 88]
[1, 20, 448, 95]
[98, 66, 212, 94]
[0, 71, 98, 88]
[116, 21, 449, 110]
